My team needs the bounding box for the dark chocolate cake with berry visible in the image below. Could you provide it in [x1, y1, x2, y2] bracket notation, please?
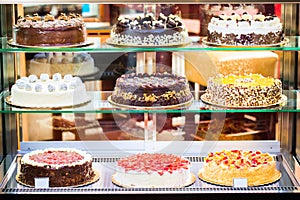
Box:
[207, 12, 284, 45]
[110, 13, 188, 46]
[18, 148, 95, 187]
[110, 73, 193, 107]
[14, 13, 87, 46]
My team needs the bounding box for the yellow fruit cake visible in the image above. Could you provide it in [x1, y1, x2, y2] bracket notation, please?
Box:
[199, 149, 281, 186]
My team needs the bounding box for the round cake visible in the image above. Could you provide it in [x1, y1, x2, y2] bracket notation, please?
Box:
[110, 73, 193, 107]
[18, 148, 95, 187]
[113, 153, 192, 188]
[13, 13, 87, 46]
[205, 74, 282, 107]
[10, 73, 90, 108]
[28, 53, 96, 76]
[207, 13, 284, 45]
[110, 13, 188, 46]
[199, 149, 281, 186]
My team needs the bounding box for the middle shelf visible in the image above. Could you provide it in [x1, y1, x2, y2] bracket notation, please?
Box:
[0, 90, 298, 113]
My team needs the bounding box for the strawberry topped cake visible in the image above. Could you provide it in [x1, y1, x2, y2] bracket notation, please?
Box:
[113, 153, 192, 188]
[18, 148, 95, 187]
[199, 149, 281, 186]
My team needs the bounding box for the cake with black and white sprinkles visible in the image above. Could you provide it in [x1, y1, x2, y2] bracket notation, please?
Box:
[205, 74, 282, 107]
[207, 13, 285, 45]
[109, 13, 189, 46]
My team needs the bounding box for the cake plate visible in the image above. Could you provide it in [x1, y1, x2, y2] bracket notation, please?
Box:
[201, 37, 289, 47]
[7, 39, 94, 48]
[5, 95, 91, 109]
[111, 173, 196, 188]
[15, 170, 100, 188]
[200, 93, 287, 109]
[107, 96, 194, 110]
[198, 170, 281, 187]
[106, 37, 192, 48]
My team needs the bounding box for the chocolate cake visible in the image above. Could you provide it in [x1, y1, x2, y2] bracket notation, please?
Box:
[110, 13, 188, 46]
[14, 13, 87, 46]
[207, 13, 284, 45]
[110, 73, 193, 107]
[18, 148, 95, 187]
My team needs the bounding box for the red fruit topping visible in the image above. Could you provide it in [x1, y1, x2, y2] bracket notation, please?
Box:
[29, 151, 84, 165]
[158, 171, 164, 176]
[256, 151, 261, 155]
[117, 153, 190, 173]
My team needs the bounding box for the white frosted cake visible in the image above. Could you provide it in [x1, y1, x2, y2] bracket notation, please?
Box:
[10, 73, 90, 108]
[207, 13, 284, 45]
[28, 53, 96, 76]
[113, 153, 192, 188]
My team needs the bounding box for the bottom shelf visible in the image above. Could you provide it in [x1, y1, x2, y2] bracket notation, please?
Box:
[0, 154, 299, 194]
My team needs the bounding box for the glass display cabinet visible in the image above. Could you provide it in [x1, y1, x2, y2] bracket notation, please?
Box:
[0, 1, 299, 199]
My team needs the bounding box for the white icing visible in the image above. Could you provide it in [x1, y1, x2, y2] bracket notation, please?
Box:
[208, 19, 282, 35]
[11, 73, 90, 107]
[21, 148, 92, 169]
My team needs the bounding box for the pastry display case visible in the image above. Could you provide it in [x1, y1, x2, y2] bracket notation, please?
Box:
[0, 1, 300, 199]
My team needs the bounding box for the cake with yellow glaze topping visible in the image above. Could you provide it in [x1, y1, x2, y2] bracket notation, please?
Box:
[199, 149, 281, 186]
[205, 74, 282, 107]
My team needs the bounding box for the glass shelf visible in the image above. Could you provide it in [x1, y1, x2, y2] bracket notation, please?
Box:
[0, 90, 298, 114]
[1, 36, 299, 53]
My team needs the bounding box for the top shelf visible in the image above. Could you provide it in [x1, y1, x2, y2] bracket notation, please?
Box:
[1, 0, 300, 3]
[1, 36, 300, 52]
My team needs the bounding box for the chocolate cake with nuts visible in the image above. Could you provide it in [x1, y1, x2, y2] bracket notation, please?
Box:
[110, 13, 188, 46]
[207, 13, 284, 45]
[14, 13, 87, 46]
[18, 148, 95, 187]
[110, 73, 193, 107]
